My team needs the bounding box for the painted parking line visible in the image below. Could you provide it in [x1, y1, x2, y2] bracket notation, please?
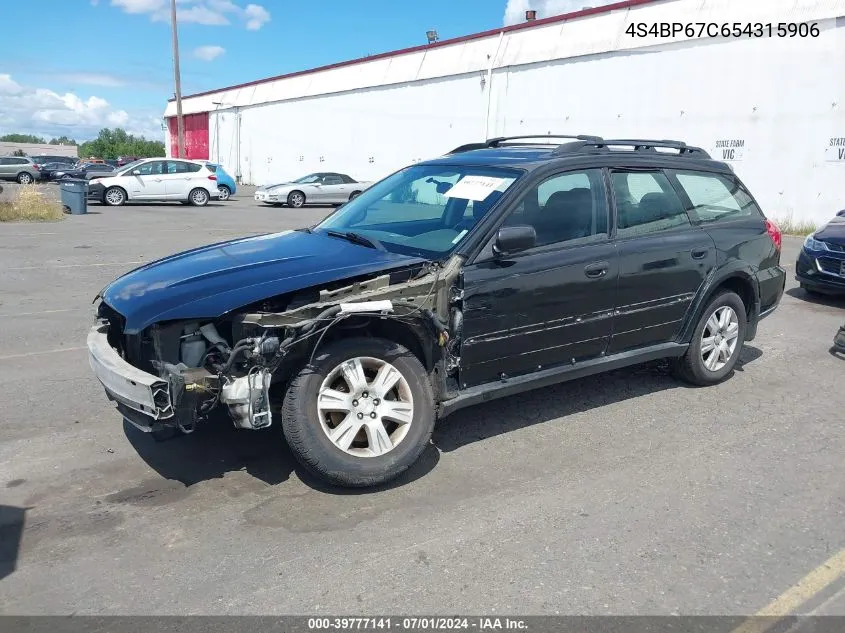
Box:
[732, 549, 845, 633]
[0, 346, 87, 361]
[5, 261, 145, 271]
[0, 308, 75, 318]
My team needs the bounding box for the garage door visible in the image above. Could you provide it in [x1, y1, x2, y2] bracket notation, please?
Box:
[167, 113, 209, 160]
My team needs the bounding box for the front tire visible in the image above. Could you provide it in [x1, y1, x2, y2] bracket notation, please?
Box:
[287, 190, 305, 208]
[189, 188, 209, 206]
[349, 190, 361, 201]
[103, 186, 127, 206]
[282, 337, 435, 488]
[17, 172, 34, 185]
[672, 290, 746, 386]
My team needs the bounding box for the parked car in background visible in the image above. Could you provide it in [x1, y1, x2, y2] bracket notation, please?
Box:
[206, 163, 237, 201]
[54, 162, 116, 180]
[37, 162, 76, 181]
[105, 159, 120, 169]
[796, 211, 845, 296]
[0, 156, 41, 184]
[117, 156, 140, 167]
[87, 157, 220, 206]
[86, 134, 785, 488]
[31, 156, 77, 169]
[254, 172, 372, 207]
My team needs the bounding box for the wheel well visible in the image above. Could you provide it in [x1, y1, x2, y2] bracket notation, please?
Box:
[288, 189, 305, 200]
[714, 276, 755, 321]
[105, 185, 127, 196]
[218, 184, 231, 192]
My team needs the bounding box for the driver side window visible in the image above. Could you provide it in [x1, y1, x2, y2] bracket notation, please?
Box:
[503, 169, 609, 248]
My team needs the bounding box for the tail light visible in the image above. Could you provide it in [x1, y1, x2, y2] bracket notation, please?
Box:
[207, 175, 217, 181]
[765, 219, 782, 251]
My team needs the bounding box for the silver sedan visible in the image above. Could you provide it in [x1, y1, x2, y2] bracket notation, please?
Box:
[254, 172, 372, 207]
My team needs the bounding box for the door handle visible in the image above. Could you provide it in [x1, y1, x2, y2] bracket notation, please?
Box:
[691, 248, 709, 260]
[154, 178, 162, 182]
[584, 261, 609, 279]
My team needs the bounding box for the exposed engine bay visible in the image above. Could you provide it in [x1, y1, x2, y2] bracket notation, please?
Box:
[95, 255, 464, 435]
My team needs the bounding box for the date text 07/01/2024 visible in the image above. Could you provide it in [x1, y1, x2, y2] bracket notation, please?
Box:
[626, 22, 820, 39]
[307, 617, 528, 630]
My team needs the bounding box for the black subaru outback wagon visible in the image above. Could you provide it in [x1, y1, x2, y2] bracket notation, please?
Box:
[88, 135, 786, 488]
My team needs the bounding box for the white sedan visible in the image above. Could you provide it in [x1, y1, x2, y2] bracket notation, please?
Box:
[254, 172, 372, 207]
[88, 158, 220, 207]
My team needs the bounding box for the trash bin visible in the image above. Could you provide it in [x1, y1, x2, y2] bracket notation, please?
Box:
[59, 178, 88, 215]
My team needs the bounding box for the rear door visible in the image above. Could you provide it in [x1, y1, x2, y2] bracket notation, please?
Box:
[607, 169, 717, 353]
[162, 160, 204, 198]
[459, 168, 619, 387]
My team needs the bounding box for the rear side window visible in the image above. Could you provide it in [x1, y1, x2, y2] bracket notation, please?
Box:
[166, 161, 201, 173]
[610, 171, 691, 238]
[205, 164, 218, 173]
[671, 170, 762, 223]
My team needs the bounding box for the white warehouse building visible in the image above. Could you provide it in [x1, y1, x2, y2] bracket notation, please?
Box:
[163, 0, 845, 225]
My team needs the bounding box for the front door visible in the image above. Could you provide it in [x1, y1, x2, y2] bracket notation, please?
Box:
[128, 160, 168, 199]
[459, 168, 619, 388]
[606, 169, 717, 353]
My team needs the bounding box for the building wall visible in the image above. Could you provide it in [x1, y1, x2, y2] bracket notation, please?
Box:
[166, 0, 845, 224]
[0, 141, 78, 158]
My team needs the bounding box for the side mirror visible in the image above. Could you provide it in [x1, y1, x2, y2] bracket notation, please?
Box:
[132, 169, 141, 175]
[493, 225, 536, 256]
[837, 209, 845, 218]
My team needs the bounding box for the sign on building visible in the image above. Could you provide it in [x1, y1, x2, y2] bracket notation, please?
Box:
[825, 137, 845, 162]
[713, 139, 745, 161]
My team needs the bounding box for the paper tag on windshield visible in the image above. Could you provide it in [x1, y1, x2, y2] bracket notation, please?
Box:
[443, 176, 506, 201]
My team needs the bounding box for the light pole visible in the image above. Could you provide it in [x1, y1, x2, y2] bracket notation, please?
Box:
[170, 0, 185, 158]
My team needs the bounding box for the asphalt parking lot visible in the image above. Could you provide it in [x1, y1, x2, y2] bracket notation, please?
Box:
[1, 186, 843, 616]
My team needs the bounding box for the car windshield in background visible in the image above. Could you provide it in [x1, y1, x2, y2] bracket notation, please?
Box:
[314, 164, 522, 258]
[293, 174, 321, 184]
[117, 160, 144, 175]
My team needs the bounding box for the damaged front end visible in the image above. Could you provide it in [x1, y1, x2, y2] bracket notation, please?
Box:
[88, 255, 465, 436]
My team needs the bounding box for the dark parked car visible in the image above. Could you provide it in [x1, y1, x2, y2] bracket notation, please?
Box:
[87, 135, 785, 488]
[37, 161, 78, 181]
[53, 162, 116, 180]
[795, 211, 845, 296]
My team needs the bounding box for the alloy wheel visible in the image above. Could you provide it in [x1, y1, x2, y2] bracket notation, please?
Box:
[217, 186, 230, 201]
[701, 306, 740, 372]
[316, 356, 414, 458]
[192, 189, 209, 205]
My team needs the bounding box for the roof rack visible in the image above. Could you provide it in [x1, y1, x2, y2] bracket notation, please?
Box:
[446, 135, 711, 158]
[446, 134, 603, 154]
[552, 138, 711, 158]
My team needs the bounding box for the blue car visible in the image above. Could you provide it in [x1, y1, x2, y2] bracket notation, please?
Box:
[206, 163, 236, 201]
[795, 210, 845, 296]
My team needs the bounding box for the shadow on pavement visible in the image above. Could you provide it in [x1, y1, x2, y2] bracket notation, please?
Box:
[785, 286, 845, 307]
[124, 348, 763, 491]
[0, 505, 27, 580]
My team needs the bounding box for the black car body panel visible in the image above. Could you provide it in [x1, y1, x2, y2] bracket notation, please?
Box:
[99, 229, 426, 334]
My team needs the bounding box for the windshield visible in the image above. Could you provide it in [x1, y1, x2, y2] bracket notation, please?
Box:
[116, 159, 145, 175]
[314, 164, 522, 258]
[293, 174, 321, 184]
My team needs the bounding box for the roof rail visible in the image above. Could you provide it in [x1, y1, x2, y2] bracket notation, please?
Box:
[554, 138, 710, 158]
[446, 134, 604, 154]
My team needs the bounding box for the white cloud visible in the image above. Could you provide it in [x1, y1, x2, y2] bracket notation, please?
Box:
[244, 3, 270, 30]
[109, 0, 270, 29]
[62, 72, 126, 87]
[193, 45, 226, 61]
[503, 0, 615, 25]
[0, 74, 163, 141]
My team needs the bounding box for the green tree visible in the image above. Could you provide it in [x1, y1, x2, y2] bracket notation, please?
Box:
[0, 133, 46, 144]
[77, 127, 165, 160]
[49, 136, 77, 145]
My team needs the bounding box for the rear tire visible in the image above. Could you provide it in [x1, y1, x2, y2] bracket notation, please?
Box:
[17, 172, 34, 185]
[671, 290, 747, 386]
[103, 186, 127, 206]
[217, 185, 231, 201]
[287, 190, 305, 208]
[282, 337, 435, 488]
[189, 188, 209, 206]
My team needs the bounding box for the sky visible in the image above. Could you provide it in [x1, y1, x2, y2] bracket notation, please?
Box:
[0, 0, 610, 143]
